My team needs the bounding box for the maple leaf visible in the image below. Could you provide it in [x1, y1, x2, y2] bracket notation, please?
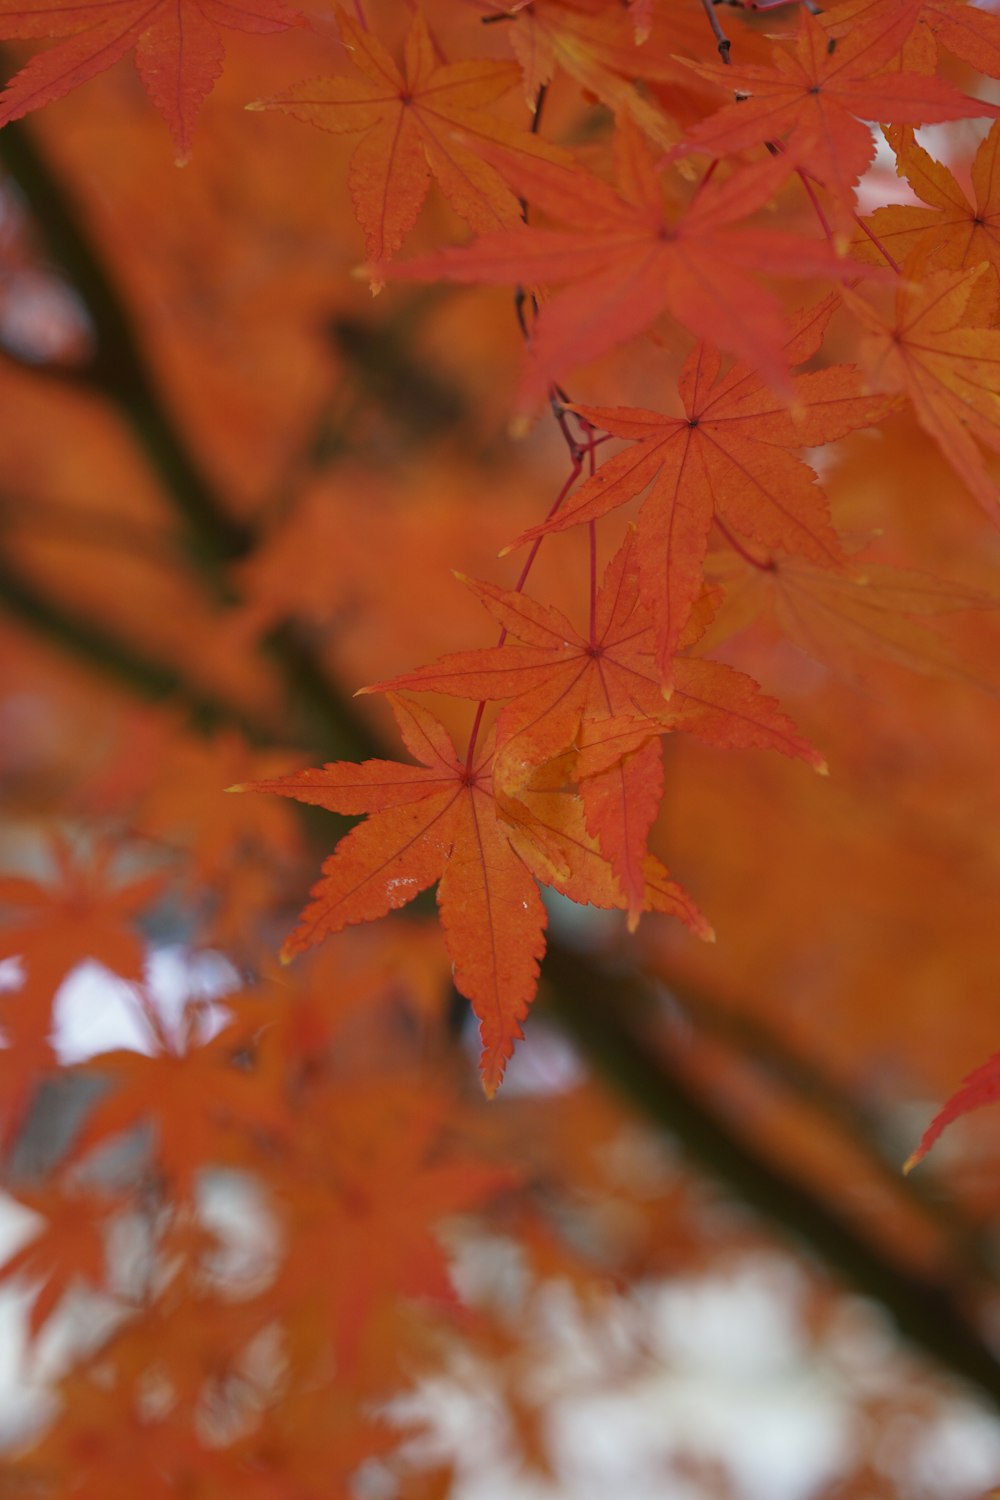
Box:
[0, 840, 153, 1138]
[133, 729, 302, 886]
[0, 834, 164, 987]
[363, 532, 822, 924]
[0, 0, 306, 163]
[231, 693, 547, 1095]
[673, 11, 1000, 225]
[250, 7, 565, 281]
[0, 1181, 124, 1340]
[506, 765, 711, 942]
[376, 123, 876, 403]
[857, 122, 1000, 279]
[71, 1005, 293, 1195]
[825, 0, 1000, 84]
[270, 1084, 511, 1371]
[713, 551, 1000, 691]
[844, 264, 1000, 521]
[504, 300, 891, 674]
[904, 1046, 1000, 1172]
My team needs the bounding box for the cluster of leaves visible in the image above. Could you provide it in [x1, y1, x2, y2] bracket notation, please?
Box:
[3, 0, 1000, 1495]
[224, 0, 1000, 1103]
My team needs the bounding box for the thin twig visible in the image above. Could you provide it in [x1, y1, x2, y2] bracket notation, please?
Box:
[701, 0, 732, 62]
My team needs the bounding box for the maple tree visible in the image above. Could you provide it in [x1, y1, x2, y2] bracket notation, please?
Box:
[4, 0, 1000, 1494]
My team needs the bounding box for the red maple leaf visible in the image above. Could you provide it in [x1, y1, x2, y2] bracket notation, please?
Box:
[250, 7, 567, 279]
[0, 835, 163, 987]
[504, 301, 891, 674]
[0, 0, 306, 162]
[857, 122, 1000, 279]
[674, 11, 999, 226]
[844, 263, 1000, 521]
[231, 694, 548, 1095]
[268, 1083, 511, 1371]
[0, 1181, 125, 1340]
[826, 0, 1000, 83]
[377, 122, 873, 402]
[905, 1047, 1000, 1172]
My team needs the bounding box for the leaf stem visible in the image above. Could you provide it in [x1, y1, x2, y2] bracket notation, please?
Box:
[530, 82, 549, 136]
[586, 433, 598, 643]
[853, 210, 903, 273]
[701, 0, 732, 62]
[463, 442, 588, 769]
[796, 166, 836, 246]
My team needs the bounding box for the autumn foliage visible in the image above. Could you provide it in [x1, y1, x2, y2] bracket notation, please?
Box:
[4, 0, 1000, 1493]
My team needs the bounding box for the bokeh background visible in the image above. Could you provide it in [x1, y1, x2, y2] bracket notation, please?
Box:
[3, 3, 1000, 1496]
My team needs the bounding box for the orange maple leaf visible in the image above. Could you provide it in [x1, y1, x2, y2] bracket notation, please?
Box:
[0, 835, 164, 986]
[844, 264, 1000, 521]
[250, 7, 565, 280]
[232, 694, 547, 1095]
[0, 0, 306, 163]
[0, 1181, 125, 1340]
[710, 551, 1000, 692]
[825, 0, 1000, 83]
[673, 11, 999, 225]
[270, 1084, 510, 1371]
[857, 122, 1000, 279]
[376, 123, 873, 403]
[505, 301, 891, 674]
[72, 1006, 293, 1195]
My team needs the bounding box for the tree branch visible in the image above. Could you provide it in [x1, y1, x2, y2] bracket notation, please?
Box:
[0, 117, 383, 761]
[541, 943, 1000, 1414]
[0, 548, 269, 741]
[0, 116, 252, 577]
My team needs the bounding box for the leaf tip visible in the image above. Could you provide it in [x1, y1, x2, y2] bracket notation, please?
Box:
[815, 758, 830, 777]
[245, 99, 267, 113]
[902, 1148, 923, 1176]
[480, 1041, 513, 1099]
[352, 263, 383, 295]
[225, 784, 246, 794]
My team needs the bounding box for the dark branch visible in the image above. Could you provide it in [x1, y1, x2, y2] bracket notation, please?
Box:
[542, 944, 1000, 1414]
[0, 117, 252, 578]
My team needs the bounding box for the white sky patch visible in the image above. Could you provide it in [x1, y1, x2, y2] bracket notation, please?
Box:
[50, 946, 239, 1064]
